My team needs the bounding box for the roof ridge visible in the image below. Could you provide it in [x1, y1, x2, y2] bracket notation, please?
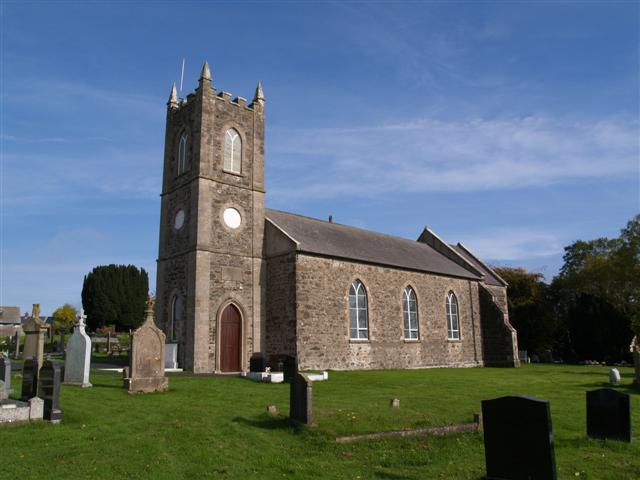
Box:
[265, 208, 426, 246]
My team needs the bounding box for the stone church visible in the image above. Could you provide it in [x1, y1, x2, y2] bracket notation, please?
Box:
[155, 62, 519, 374]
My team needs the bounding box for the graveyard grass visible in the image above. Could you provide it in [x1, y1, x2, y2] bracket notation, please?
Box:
[2, 365, 639, 479]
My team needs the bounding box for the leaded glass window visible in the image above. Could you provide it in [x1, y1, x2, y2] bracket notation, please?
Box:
[349, 280, 369, 339]
[446, 291, 460, 340]
[224, 128, 242, 173]
[403, 287, 419, 339]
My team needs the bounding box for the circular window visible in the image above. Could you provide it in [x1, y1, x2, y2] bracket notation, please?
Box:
[223, 207, 242, 229]
[174, 209, 185, 230]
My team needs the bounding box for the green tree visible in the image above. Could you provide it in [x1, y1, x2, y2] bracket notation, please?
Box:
[81, 265, 149, 331]
[52, 303, 77, 331]
[493, 267, 557, 355]
[553, 214, 639, 363]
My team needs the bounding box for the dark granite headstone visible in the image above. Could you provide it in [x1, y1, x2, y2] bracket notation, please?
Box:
[289, 372, 312, 425]
[586, 388, 631, 442]
[482, 396, 557, 480]
[283, 355, 297, 383]
[20, 357, 39, 401]
[0, 354, 11, 392]
[39, 359, 63, 422]
[249, 353, 266, 373]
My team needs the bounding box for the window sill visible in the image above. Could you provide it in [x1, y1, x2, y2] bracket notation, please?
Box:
[223, 169, 244, 178]
[403, 339, 420, 343]
[447, 338, 462, 343]
[349, 339, 370, 344]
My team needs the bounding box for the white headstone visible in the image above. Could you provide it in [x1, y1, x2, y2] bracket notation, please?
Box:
[29, 396, 44, 421]
[609, 368, 621, 385]
[165, 343, 178, 369]
[63, 310, 92, 387]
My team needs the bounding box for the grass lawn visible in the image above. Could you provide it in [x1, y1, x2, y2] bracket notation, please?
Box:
[1, 364, 638, 479]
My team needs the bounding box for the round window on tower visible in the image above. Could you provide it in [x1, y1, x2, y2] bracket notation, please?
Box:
[174, 209, 185, 230]
[223, 207, 242, 229]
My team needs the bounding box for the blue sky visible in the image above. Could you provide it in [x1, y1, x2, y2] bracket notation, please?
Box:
[2, 1, 638, 315]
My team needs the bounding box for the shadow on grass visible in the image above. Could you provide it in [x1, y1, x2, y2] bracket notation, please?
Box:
[89, 381, 123, 390]
[232, 415, 303, 433]
[578, 383, 640, 395]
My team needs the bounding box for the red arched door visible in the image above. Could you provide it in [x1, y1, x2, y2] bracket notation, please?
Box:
[220, 304, 241, 372]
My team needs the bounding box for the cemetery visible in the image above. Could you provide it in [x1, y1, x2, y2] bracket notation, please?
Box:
[0, 352, 638, 478]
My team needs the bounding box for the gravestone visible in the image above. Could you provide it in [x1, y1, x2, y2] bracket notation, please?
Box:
[289, 372, 313, 425]
[39, 360, 63, 422]
[13, 332, 20, 359]
[165, 344, 178, 369]
[482, 396, 557, 480]
[390, 398, 400, 408]
[283, 355, 297, 382]
[0, 380, 7, 402]
[23, 304, 47, 367]
[59, 326, 67, 353]
[250, 353, 266, 372]
[0, 354, 11, 393]
[20, 357, 39, 401]
[586, 388, 631, 442]
[64, 310, 92, 387]
[124, 297, 168, 393]
[609, 368, 621, 386]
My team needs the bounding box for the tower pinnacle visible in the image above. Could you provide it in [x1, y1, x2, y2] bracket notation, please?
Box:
[252, 80, 265, 105]
[200, 60, 212, 82]
[168, 82, 179, 108]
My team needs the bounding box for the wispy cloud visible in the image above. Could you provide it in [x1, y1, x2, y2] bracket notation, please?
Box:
[268, 115, 639, 200]
[458, 228, 563, 262]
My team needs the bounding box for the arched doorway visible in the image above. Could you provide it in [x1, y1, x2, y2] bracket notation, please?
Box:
[219, 304, 241, 372]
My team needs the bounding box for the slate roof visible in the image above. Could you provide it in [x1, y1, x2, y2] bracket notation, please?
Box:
[0, 306, 20, 325]
[451, 243, 507, 287]
[265, 209, 481, 280]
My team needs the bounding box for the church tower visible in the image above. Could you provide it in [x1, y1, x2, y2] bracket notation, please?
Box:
[155, 62, 266, 373]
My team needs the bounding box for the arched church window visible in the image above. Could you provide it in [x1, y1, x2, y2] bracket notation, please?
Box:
[446, 291, 460, 340]
[349, 280, 369, 340]
[178, 133, 188, 174]
[170, 294, 183, 341]
[403, 287, 419, 340]
[224, 128, 242, 174]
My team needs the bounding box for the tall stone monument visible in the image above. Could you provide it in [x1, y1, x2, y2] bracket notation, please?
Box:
[64, 309, 92, 387]
[124, 297, 168, 393]
[23, 304, 47, 368]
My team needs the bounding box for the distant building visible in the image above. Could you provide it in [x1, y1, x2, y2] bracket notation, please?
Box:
[155, 63, 519, 373]
[0, 306, 22, 336]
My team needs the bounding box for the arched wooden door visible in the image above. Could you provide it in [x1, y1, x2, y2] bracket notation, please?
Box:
[220, 304, 241, 372]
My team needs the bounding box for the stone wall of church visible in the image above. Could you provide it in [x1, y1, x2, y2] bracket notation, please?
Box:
[265, 252, 297, 359]
[479, 284, 519, 367]
[294, 254, 485, 371]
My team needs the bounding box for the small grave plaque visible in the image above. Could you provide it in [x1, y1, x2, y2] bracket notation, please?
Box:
[609, 368, 621, 386]
[20, 357, 39, 401]
[39, 360, 63, 422]
[586, 388, 631, 442]
[289, 372, 312, 425]
[482, 395, 557, 480]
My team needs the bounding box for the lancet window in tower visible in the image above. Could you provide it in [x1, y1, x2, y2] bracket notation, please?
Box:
[170, 294, 183, 341]
[224, 128, 242, 174]
[178, 133, 188, 174]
